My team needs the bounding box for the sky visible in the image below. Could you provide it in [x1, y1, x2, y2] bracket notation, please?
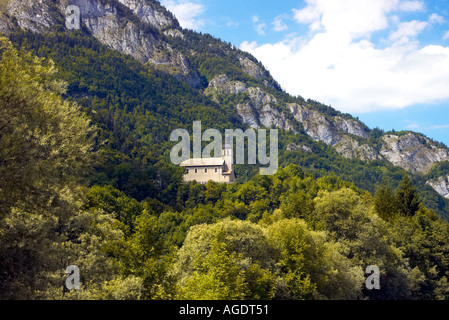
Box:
[161, 0, 449, 146]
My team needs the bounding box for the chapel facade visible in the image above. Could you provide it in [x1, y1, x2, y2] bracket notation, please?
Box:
[180, 138, 236, 183]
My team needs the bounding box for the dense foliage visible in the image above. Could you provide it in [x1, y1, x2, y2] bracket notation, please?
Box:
[6, 29, 448, 219]
[1, 14, 449, 299]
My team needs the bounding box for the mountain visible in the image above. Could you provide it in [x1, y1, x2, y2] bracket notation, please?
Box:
[1, 0, 449, 215]
[5, 0, 449, 302]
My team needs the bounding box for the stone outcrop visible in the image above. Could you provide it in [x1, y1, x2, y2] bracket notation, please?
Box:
[334, 117, 370, 140]
[334, 136, 379, 161]
[7, 0, 60, 33]
[238, 56, 267, 80]
[117, 0, 178, 30]
[2, 0, 200, 86]
[205, 74, 246, 96]
[380, 133, 449, 173]
[288, 103, 342, 145]
[426, 176, 449, 199]
[288, 104, 371, 144]
[205, 75, 296, 131]
[286, 142, 312, 153]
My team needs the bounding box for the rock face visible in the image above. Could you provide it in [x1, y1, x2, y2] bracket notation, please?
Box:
[288, 103, 370, 146]
[73, 0, 159, 62]
[426, 176, 449, 199]
[205, 74, 296, 131]
[117, 0, 178, 30]
[238, 56, 267, 80]
[286, 142, 312, 153]
[289, 103, 342, 145]
[3, 0, 201, 86]
[7, 0, 60, 33]
[147, 46, 201, 87]
[380, 133, 449, 173]
[334, 136, 380, 161]
[205, 74, 246, 96]
[334, 117, 370, 140]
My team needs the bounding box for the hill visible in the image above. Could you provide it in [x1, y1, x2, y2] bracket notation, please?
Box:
[2, 0, 449, 300]
[1, 0, 448, 218]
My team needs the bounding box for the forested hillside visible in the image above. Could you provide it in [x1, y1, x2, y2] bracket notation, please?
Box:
[5, 29, 448, 218]
[1, 0, 449, 300]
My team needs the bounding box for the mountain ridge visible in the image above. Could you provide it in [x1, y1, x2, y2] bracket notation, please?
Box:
[1, 0, 449, 202]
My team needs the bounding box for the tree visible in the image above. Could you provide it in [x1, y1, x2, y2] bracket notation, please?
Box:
[173, 219, 277, 299]
[0, 36, 95, 218]
[280, 189, 315, 222]
[313, 188, 411, 299]
[266, 219, 363, 300]
[204, 180, 225, 204]
[396, 175, 421, 217]
[175, 238, 250, 300]
[374, 181, 398, 221]
[0, 36, 95, 298]
[85, 185, 144, 234]
[119, 211, 177, 299]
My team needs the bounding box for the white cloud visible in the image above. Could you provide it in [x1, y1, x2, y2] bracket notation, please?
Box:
[161, 0, 205, 30]
[240, 0, 449, 113]
[429, 13, 444, 24]
[405, 122, 420, 129]
[398, 0, 424, 11]
[273, 15, 288, 32]
[431, 124, 449, 129]
[389, 20, 428, 43]
[227, 20, 240, 28]
[293, 0, 396, 37]
[444, 30, 449, 40]
[252, 15, 267, 36]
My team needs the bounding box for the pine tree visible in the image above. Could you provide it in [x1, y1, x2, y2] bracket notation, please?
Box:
[395, 175, 421, 217]
[374, 181, 397, 220]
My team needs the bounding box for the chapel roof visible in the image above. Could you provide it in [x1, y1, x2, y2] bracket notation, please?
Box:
[180, 158, 225, 167]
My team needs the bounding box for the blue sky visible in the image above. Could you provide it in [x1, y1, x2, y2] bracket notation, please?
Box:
[161, 0, 449, 146]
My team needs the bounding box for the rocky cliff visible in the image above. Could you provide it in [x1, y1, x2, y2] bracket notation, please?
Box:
[2, 0, 201, 86]
[427, 176, 449, 199]
[205, 74, 296, 131]
[380, 133, 449, 173]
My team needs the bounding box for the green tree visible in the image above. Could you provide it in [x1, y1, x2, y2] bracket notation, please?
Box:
[266, 219, 363, 300]
[175, 238, 249, 300]
[374, 181, 398, 221]
[280, 189, 315, 222]
[396, 175, 421, 217]
[0, 36, 143, 300]
[173, 219, 277, 299]
[0, 36, 95, 298]
[120, 211, 177, 299]
[85, 185, 144, 234]
[313, 188, 411, 299]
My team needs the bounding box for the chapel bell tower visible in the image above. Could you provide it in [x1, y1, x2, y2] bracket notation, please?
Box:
[222, 134, 233, 172]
